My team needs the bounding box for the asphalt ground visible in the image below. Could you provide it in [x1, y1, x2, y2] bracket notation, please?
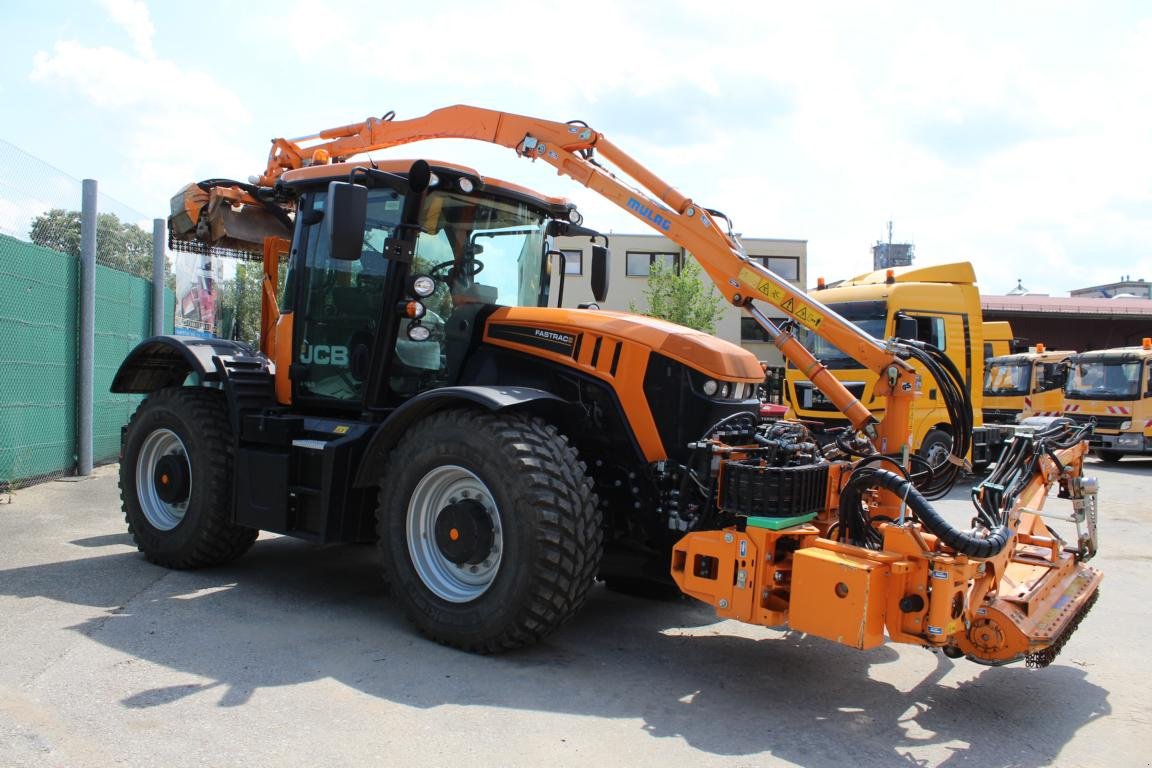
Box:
[1, 456, 1149, 768]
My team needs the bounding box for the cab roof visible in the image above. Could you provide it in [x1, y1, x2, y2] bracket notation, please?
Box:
[281, 159, 574, 211]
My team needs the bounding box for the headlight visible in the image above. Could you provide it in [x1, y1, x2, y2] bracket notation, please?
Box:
[410, 274, 436, 298]
[407, 322, 432, 342]
[1117, 434, 1142, 448]
[719, 383, 732, 399]
[702, 380, 719, 396]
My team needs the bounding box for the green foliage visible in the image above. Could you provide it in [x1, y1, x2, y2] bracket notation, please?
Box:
[216, 261, 285, 348]
[28, 208, 153, 278]
[629, 255, 724, 334]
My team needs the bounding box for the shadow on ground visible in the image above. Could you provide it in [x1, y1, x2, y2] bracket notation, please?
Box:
[0, 532, 1110, 766]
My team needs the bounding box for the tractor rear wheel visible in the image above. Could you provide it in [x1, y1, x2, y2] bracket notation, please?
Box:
[377, 409, 601, 653]
[119, 387, 257, 568]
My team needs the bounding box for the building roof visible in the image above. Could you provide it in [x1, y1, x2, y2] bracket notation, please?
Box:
[982, 294, 1152, 319]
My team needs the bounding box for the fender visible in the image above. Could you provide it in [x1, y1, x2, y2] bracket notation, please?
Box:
[110, 335, 259, 393]
[353, 385, 565, 487]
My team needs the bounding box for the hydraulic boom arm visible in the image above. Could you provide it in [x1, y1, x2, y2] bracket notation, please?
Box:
[253, 105, 919, 448]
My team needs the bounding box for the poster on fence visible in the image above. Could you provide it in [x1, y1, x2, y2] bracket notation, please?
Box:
[171, 246, 218, 339]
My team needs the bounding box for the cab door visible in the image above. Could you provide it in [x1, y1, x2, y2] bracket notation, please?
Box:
[291, 185, 406, 409]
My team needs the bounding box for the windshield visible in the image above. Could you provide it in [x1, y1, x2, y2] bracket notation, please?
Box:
[793, 300, 887, 370]
[983, 361, 1031, 396]
[1065, 360, 1143, 399]
[412, 190, 549, 310]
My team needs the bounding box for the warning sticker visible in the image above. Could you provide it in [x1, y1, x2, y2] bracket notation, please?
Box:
[739, 267, 824, 330]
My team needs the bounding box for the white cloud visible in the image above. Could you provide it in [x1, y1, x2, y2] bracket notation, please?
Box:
[100, 0, 156, 59]
[29, 11, 255, 220]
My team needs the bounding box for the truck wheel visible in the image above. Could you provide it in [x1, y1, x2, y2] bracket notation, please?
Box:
[119, 387, 257, 569]
[919, 429, 953, 469]
[1094, 449, 1124, 464]
[377, 409, 602, 653]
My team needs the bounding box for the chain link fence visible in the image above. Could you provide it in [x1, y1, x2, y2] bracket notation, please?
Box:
[0, 139, 174, 490]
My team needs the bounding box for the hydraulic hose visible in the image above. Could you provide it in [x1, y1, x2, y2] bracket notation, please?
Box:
[851, 468, 1012, 558]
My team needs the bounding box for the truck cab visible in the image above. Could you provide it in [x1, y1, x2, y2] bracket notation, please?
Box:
[1063, 339, 1152, 461]
[784, 262, 1005, 467]
[983, 345, 1073, 424]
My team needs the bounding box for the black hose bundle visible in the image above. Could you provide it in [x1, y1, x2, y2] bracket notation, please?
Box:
[838, 465, 1011, 557]
[897, 339, 973, 500]
[838, 418, 1091, 558]
[970, 418, 1091, 544]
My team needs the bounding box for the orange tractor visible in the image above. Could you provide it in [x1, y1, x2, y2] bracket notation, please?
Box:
[112, 106, 1100, 665]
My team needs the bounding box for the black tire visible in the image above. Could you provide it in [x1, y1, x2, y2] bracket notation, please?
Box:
[1095, 449, 1124, 464]
[119, 387, 257, 569]
[377, 409, 602, 653]
[918, 428, 953, 469]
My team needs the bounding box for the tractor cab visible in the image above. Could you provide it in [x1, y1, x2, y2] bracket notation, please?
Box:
[270, 160, 607, 412]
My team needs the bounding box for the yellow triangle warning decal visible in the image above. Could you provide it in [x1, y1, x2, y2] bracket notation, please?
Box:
[781, 297, 795, 313]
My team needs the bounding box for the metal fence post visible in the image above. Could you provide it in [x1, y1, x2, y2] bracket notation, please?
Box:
[78, 179, 97, 476]
[153, 218, 165, 335]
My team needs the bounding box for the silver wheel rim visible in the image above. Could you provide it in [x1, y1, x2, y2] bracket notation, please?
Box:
[407, 465, 502, 603]
[136, 428, 190, 531]
[924, 437, 952, 469]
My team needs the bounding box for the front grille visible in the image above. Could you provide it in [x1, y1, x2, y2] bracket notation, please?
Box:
[792, 381, 866, 412]
[1065, 413, 1127, 432]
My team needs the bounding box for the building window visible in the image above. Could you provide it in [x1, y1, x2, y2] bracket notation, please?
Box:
[560, 249, 583, 275]
[626, 251, 680, 277]
[740, 317, 787, 342]
[753, 255, 799, 281]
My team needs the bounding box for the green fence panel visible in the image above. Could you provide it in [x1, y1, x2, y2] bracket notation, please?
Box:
[0, 235, 79, 485]
[0, 233, 174, 488]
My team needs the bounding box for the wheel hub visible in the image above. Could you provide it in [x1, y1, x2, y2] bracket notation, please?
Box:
[153, 454, 190, 505]
[434, 499, 494, 565]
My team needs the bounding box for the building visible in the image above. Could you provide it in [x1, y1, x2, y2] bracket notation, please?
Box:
[1069, 276, 1151, 300]
[981, 294, 1152, 352]
[554, 233, 808, 366]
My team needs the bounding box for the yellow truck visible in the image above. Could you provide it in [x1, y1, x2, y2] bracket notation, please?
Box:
[983, 344, 1075, 424]
[1063, 339, 1152, 462]
[784, 261, 1009, 468]
[983, 320, 1014, 360]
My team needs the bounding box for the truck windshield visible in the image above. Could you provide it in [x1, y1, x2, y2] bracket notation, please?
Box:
[984, 361, 1031, 396]
[1065, 360, 1143, 399]
[794, 300, 887, 369]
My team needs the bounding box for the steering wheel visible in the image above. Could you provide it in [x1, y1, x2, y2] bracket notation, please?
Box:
[427, 259, 485, 279]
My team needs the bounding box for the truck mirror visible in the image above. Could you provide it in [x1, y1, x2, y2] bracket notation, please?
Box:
[325, 181, 368, 261]
[591, 245, 610, 302]
[895, 313, 917, 341]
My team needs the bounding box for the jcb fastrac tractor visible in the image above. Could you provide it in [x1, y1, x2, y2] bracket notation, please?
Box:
[113, 106, 1101, 665]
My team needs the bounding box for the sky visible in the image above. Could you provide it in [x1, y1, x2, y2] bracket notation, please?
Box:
[2, 0, 1150, 296]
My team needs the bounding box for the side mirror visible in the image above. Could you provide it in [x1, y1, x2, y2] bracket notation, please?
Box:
[325, 181, 368, 261]
[591, 245, 610, 303]
[894, 313, 917, 341]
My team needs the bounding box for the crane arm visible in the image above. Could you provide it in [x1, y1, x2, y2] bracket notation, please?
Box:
[254, 105, 918, 441]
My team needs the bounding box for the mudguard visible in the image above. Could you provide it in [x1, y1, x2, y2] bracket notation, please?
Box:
[353, 385, 566, 487]
[110, 335, 258, 393]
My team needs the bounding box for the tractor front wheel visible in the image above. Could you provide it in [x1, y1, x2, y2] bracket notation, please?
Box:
[119, 387, 257, 569]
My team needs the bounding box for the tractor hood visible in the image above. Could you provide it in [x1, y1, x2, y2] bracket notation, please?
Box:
[484, 306, 763, 382]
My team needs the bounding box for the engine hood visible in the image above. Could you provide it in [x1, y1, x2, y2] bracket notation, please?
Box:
[485, 306, 763, 381]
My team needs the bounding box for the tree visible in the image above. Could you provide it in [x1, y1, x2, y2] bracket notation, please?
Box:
[215, 261, 271, 348]
[29, 208, 153, 278]
[629, 255, 725, 334]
